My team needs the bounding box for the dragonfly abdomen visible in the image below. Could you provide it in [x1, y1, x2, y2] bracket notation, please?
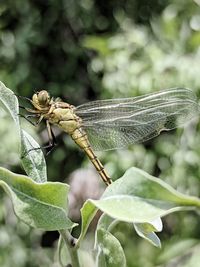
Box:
[71, 128, 112, 185]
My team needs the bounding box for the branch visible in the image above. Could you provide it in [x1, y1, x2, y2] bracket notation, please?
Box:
[59, 230, 80, 267]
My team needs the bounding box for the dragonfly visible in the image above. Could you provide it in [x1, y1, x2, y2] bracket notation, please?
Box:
[23, 88, 199, 186]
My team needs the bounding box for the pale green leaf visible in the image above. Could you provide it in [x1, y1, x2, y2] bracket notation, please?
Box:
[78, 167, 200, 246]
[96, 228, 126, 267]
[134, 217, 163, 248]
[0, 81, 47, 182]
[0, 167, 76, 230]
[20, 130, 47, 183]
[0, 81, 20, 126]
[102, 168, 200, 207]
[97, 214, 162, 248]
[76, 201, 98, 246]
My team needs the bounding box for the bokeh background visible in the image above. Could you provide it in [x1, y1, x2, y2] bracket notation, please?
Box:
[0, 0, 200, 266]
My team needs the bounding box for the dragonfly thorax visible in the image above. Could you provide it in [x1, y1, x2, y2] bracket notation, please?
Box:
[50, 107, 80, 134]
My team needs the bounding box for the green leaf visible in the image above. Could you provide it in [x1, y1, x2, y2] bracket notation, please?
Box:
[20, 130, 47, 183]
[76, 201, 98, 247]
[134, 217, 162, 248]
[0, 81, 20, 126]
[0, 81, 47, 182]
[102, 167, 200, 205]
[0, 167, 76, 230]
[78, 167, 200, 246]
[95, 228, 126, 267]
[97, 214, 162, 248]
[97, 214, 117, 232]
[96, 167, 200, 222]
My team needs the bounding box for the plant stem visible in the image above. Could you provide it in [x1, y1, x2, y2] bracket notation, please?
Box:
[59, 230, 80, 267]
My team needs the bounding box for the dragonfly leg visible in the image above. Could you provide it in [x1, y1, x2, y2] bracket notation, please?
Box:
[14, 93, 33, 103]
[19, 105, 27, 110]
[18, 113, 40, 126]
[19, 103, 43, 114]
[20, 120, 57, 158]
[19, 111, 44, 126]
[21, 136, 56, 159]
[45, 120, 57, 155]
[21, 147, 41, 159]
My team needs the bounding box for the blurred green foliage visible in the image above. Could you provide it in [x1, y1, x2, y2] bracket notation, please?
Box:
[0, 0, 200, 266]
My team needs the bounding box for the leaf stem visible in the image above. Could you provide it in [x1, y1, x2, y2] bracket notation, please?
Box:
[59, 230, 80, 267]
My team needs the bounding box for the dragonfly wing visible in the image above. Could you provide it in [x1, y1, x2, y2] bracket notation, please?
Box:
[75, 88, 199, 151]
[82, 123, 164, 151]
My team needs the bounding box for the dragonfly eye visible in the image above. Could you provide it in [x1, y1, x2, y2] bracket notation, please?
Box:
[33, 90, 50, 107]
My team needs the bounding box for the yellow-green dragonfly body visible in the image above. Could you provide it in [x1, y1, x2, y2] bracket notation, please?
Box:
[27, 88, 199, 185]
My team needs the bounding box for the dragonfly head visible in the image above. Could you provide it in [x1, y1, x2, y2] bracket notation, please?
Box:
[32, 90, 51, 108]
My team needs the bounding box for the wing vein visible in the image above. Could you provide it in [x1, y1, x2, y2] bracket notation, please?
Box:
[75, 88, 199, 151]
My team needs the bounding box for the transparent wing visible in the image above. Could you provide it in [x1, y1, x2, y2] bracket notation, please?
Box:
[75, 88, 199, 151]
